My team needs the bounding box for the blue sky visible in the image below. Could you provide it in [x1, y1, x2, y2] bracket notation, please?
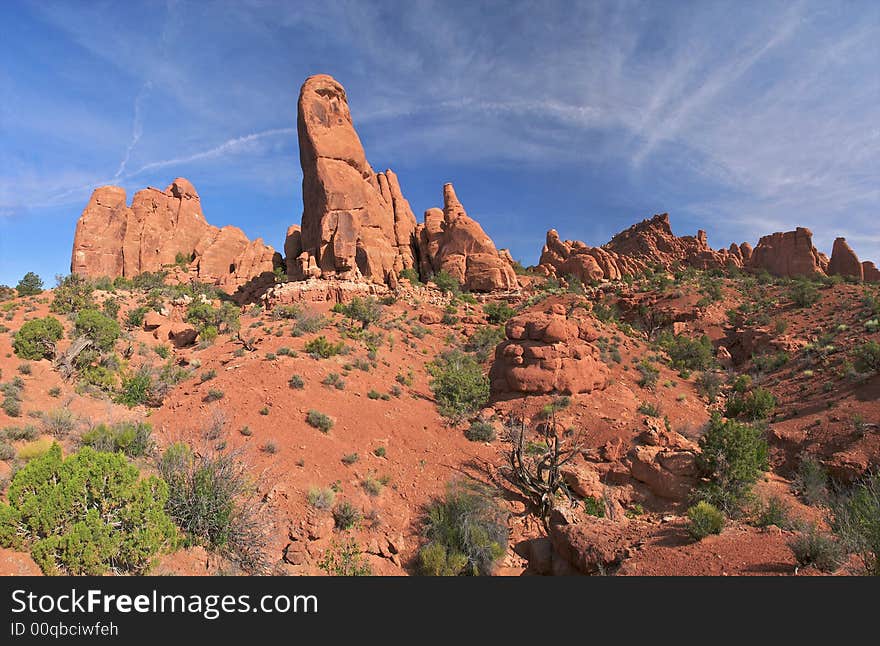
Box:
[1, 0, 878, 286]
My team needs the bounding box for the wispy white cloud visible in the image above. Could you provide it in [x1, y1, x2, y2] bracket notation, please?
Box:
[3, 0, 878, 268]
[113, 81, 152, 180]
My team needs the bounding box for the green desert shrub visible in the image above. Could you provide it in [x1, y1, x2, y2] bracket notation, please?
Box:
[333, 297, 383, 329]
[687, 501, 725, 539]
[725, 386, 776, 421]
[186, 302, 240, 335]
[0, 440, 14, 461]
[431, 270, 461, 295]
[292, 310, 327, 335]
[756, 496, 792, 529]
[15, 272, 44, 297]
[102, 297, 121, 321]
[428, 350, 489, 421]
[418, 480, 507, 576]
[0, 444, 176, 575]
[793, 455, 829, 506]
[637, 401, 661, 417]
[41, 408, 79, 438]
[81, 421, 154, 457]
[74, 309, 121, 351]
[465, 420, 496, 442]
[465, 325, 505, 362]
[117, 367, 156, 407]
[50, 274, 95, 314]
[788, 279, 820, 308]
[12, 316, 63, 360]
[307, 487, 335, 510]
[695, 371, 723, 403]
[853, 341, 880, 374]
[129, 271, 167, 291]
[582, 496, 606, 518]
[332, 501, 361, 530]
[636, 360, 660, 390]
[318, 537, 372, 576]
[2, 425, 39, 441]
[126, 306, 149, 328]
[304, 336, 344, 358]
[658, 333, 714, 372]
[306, 410, 333, 433]
[483, 301, 515, 324]
[399, 267, 422, 284]
[695, 413, 769, 515]
[288, 374, 305, 389]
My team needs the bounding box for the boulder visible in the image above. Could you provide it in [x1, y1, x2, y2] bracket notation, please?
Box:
[549, 516, 645, 575]
[142, 311, 168, 330]
[628, 445, 698, 501]
[490, 298, 609, 395]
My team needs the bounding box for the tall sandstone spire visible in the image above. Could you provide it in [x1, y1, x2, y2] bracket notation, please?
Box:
[288, 74, 517, 291]
[289, 74, 417, 285]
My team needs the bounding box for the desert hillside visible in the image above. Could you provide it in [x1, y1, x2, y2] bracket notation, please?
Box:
[1, 75, 878, 577]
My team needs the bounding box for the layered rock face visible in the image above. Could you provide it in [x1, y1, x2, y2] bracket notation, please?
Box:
[417, 184, 519, 292]
[291, 74, 417, 285]
[490, 300, 609, 395]
[539, 213, 742, 282]
[71, 178, 279, 292]
[747, 227, 828, 277]
[828, 237, 863, 280]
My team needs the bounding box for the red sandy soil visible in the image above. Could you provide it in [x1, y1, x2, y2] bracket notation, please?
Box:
[0, 273, 877, 576]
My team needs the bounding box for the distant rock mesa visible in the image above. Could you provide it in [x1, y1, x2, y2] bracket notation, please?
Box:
[539, 213, 745, 282]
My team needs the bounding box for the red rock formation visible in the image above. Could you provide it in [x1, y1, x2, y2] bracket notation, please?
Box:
[828, 237, 863, 280]
[539, 214, 741, 282]
[490, 299, 608, 395]
[549, 515, 646, 575]
[71, 178, 279, 293]
[747, 227, 827, 277]
[628, 427, 699, 501]
[604, 214, 738, 271]
[415, 183, 518, 292]
[416, 207, 445, 282]
[292, 74, 417, 285]
[863, 261, 880, 283]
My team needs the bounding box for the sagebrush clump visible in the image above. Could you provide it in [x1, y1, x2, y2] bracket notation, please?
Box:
[418, 480, 507, 576]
